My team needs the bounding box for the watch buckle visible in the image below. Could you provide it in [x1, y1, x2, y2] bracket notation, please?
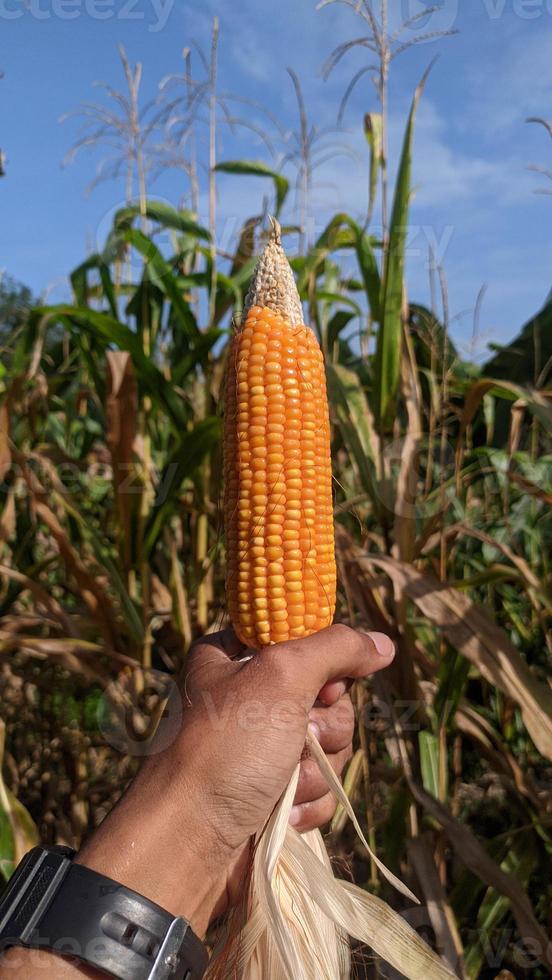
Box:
[148, 916, 188, 979]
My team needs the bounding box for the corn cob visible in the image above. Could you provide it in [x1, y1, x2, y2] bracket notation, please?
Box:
[215, 226, 456, 980]
[224, 223, 336, 648]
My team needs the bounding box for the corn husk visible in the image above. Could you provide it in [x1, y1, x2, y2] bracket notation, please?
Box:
[207, 734, 457, 980]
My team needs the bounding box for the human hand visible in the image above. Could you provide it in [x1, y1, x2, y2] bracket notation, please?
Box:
[77, 625, 394, 938]
[0, 625, 394, 978]
[171, 624, 394, 846]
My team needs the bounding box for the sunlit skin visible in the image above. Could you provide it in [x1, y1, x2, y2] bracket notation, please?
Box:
[0, 626, 395, 978]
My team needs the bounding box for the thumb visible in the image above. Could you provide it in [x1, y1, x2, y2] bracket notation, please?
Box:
[256, 624, 395, 702]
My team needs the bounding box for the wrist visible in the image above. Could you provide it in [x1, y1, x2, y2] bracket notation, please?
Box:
[76, 759, 228, 938]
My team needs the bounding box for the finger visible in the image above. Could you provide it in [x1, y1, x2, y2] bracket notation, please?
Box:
[188, 629, 244, 662]
[316, 678, 349, 706]
[309, 694, 355, 754]
[210, 629, 246, 659]
[258, 625, 395, 701]
[289, 791, 337, 833]
[182, 630, 245, 691]
[294, 746, 352, 806]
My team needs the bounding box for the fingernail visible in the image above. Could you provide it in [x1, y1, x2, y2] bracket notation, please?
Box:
[369, 632, 395, 659]
[289, 805, 302, 826]
[307, 721, 321, 741]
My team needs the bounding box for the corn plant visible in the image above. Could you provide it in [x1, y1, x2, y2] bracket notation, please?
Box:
[1, 14, 552, 977]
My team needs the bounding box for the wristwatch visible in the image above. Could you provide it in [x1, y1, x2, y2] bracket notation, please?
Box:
[0, 845, 208, 979]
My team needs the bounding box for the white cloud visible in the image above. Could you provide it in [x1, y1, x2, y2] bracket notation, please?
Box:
[299, 95, 510, 218]
[232, 43, 275, 83]
[467, 24, 552, 134]
[403, 98, 499, 205]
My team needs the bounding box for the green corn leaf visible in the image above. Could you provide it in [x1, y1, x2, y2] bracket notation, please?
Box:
[298, 213, 381, 321]
[114, 200, 209, 239]
[215, 160, 289, 217]
[31, 306, 187, 430]
[125, 275, 164, 351]
[326, 362, 378, 504]
[354, 221, 381, 321]
[418, 730, 441, 799]
[171, 328, 222, 385]
[0, 787, 38, 882]
[327, 311, 356, 352]
[376, 64, 433, 430]
[30, 303, 142, 355]
[434, 648, 471, 728]
[144, 417, 223, 556]
[316, 292, 362, 316]
[116, 228, 200, 341]
[463, 835, 537, 978]
[71, 254, 118, 319]
[0, 724, 38, 882]
[364, 111, 383, 224]
[214, 271, 242, 310]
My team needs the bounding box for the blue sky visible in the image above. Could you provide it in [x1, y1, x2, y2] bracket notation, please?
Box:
[2, 0, 552, 358]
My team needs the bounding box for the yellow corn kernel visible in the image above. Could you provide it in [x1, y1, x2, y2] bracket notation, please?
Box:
[224, 267, 336, 648]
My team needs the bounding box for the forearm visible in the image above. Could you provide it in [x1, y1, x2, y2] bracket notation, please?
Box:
[0, 755, 223, 978]
[73, 753, 224, 937]
[0, 625, 389, 979]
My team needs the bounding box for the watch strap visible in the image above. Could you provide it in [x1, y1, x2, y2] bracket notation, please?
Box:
[0, 846, 208, 980]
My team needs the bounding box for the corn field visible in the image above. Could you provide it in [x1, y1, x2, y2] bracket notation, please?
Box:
[1, 6, 552, 978]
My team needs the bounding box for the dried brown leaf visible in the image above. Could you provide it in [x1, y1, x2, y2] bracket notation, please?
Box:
[508, 399, 526, 457]
[0, 630, 110, 684]
[10, 449, 123, 649]
[0, 401, 11, 484]
[0, 489, 16, 544]
[508, 469, 552, 507]
[455, 704, 547, 811]
[33, 500, 120, 651]
[106, 351, 140, 573]
[408, 835, 466, 977]
[0, 564, 72, 634]
[407, 778, 552, 970]
[170, 539, 192, 650]
[370, 555, 552, 759]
